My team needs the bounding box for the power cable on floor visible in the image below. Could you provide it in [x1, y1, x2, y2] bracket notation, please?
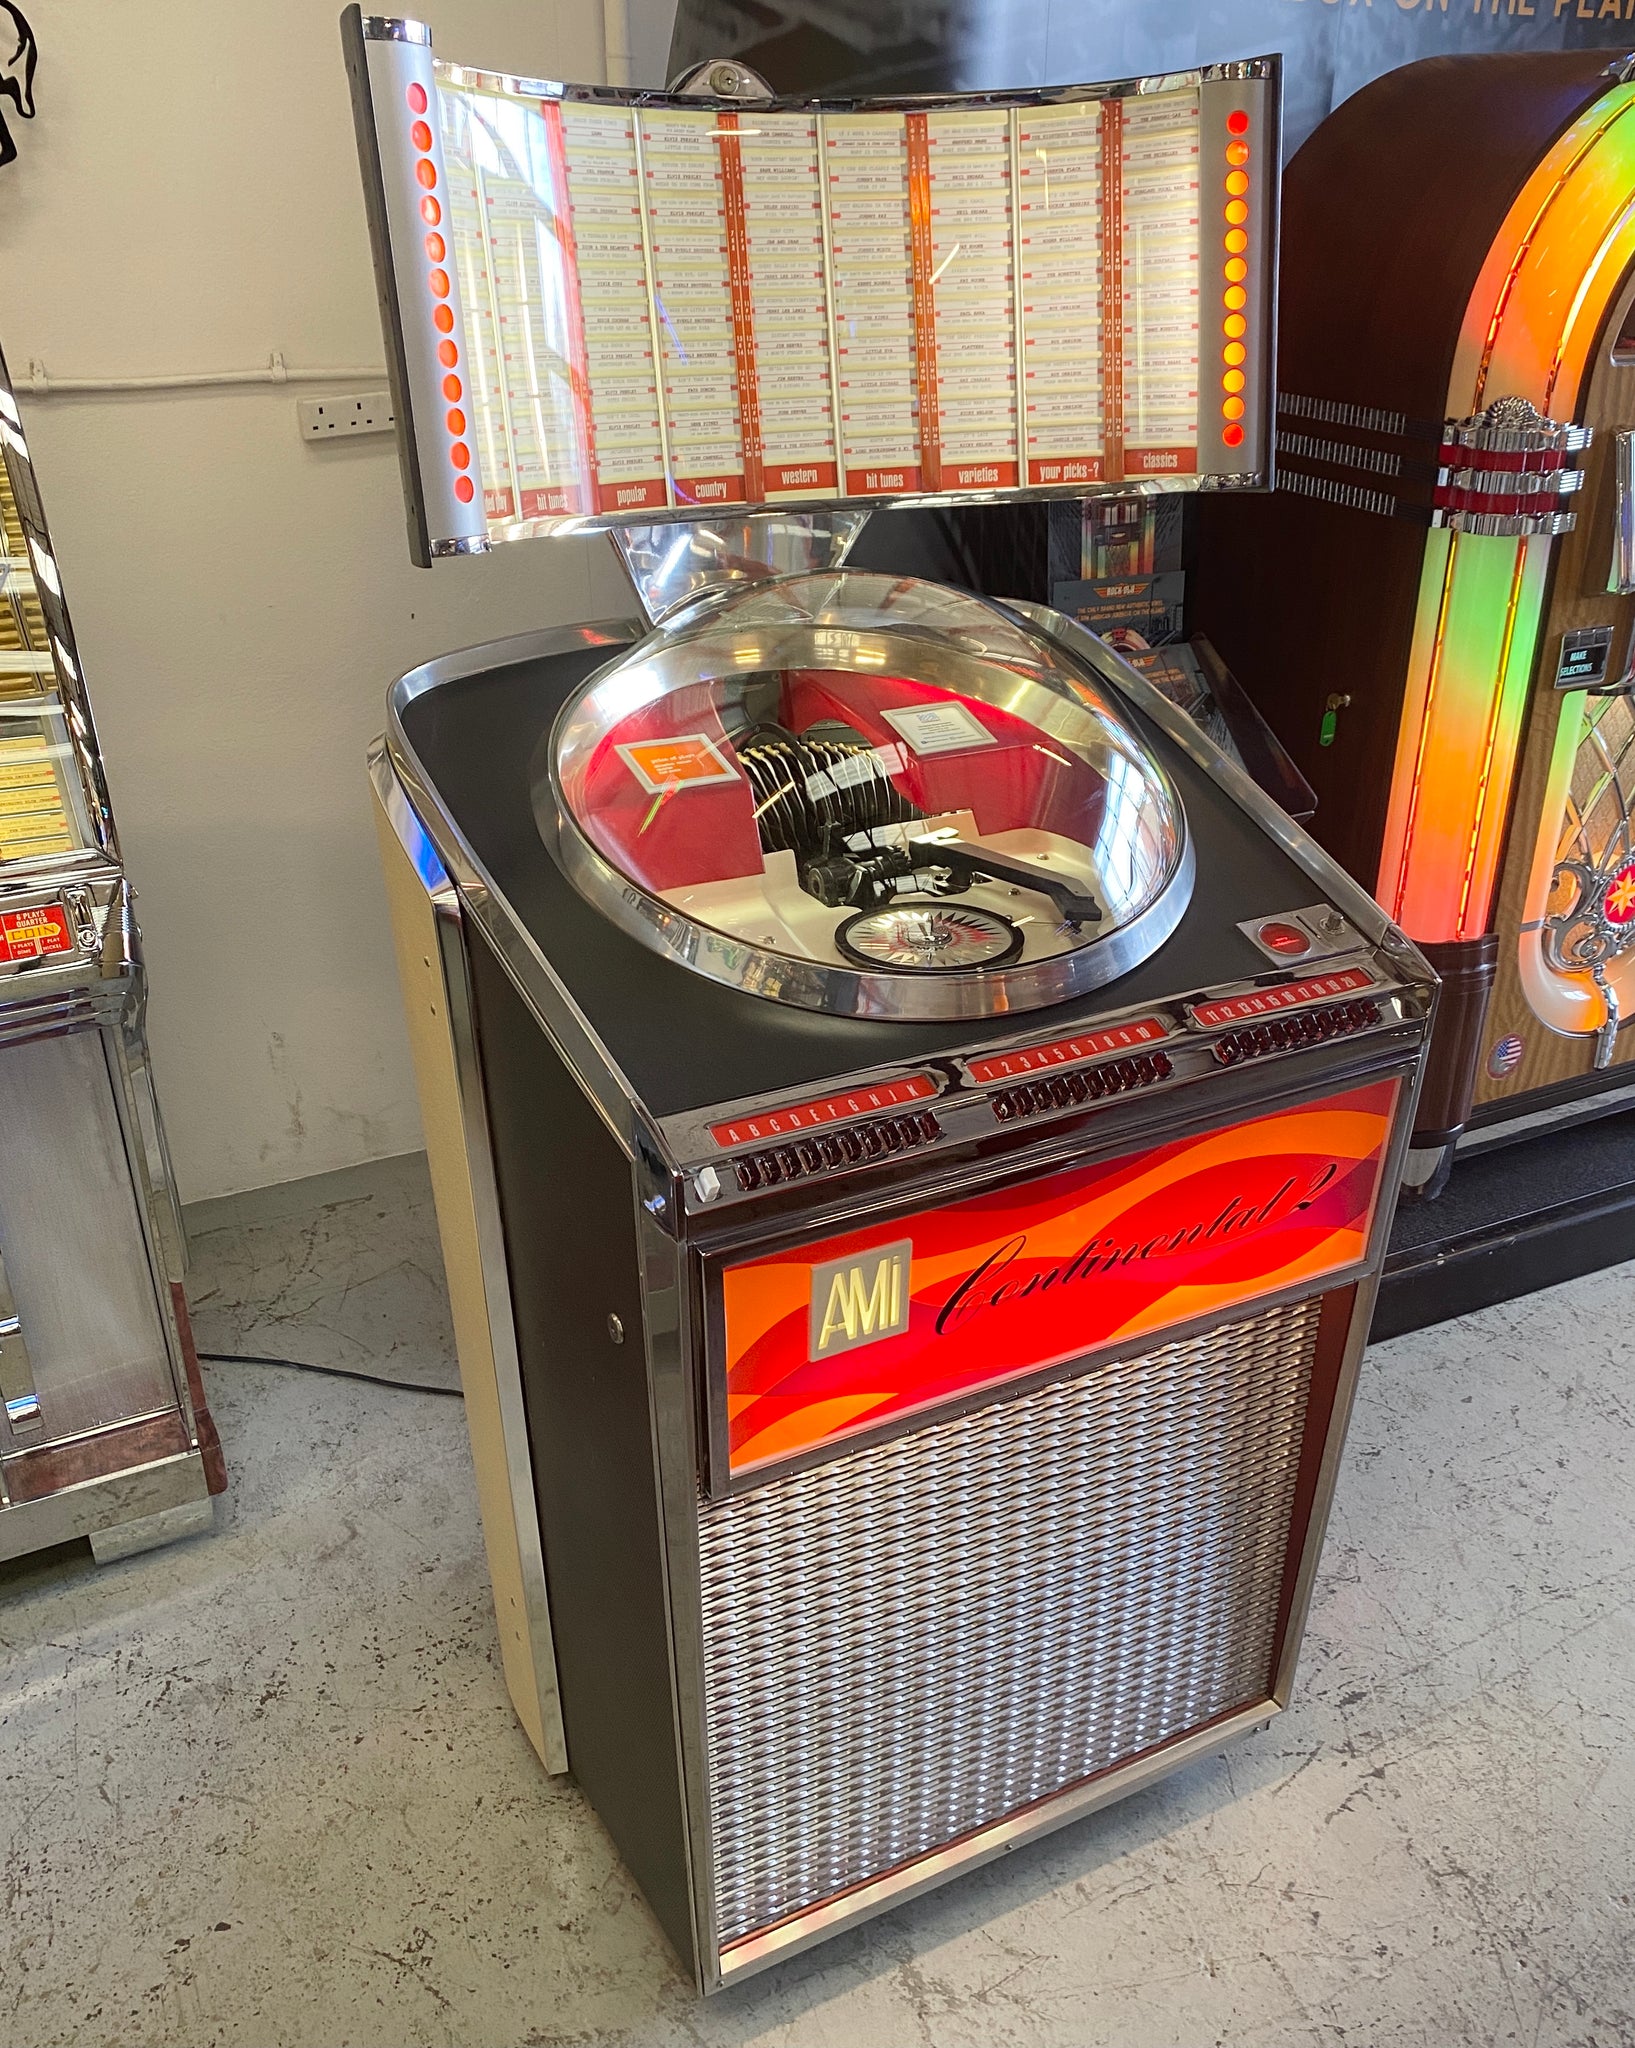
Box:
[197, 1351, 464, 1398]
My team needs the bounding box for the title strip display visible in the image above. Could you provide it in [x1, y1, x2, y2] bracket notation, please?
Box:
[346, 17, 1276, 557]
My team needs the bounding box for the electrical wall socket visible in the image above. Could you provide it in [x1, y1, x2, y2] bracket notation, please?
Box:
[298, 392, 395, 440]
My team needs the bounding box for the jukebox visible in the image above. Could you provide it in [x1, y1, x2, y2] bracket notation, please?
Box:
[1195, 53, 1635, 1192]
[346, 14, 1434, 1990]
[0, 343, 223, 1562]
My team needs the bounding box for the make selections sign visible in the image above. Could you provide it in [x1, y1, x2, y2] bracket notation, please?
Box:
[720, 1078, 1398, 1475]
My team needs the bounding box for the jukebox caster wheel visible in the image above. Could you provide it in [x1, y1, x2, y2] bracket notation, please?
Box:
[836, 903, 1024, 971]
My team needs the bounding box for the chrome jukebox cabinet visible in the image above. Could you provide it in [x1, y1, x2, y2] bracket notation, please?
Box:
[0, 344, 224, 1562]
[348, 18, 1431, 1990]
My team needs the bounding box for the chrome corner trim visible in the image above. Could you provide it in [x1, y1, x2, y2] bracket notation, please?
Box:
[361, 15, 431, 44]
[1007, 604, 1439, 997]
[386, 617, 642, 715]
[670, 57, 775, 101]
[370, 742, 571, 1776]
[1199, 57, 1279, 82]
[713, 1692, 1282, 1988]
[429, 534, 491, 558]
[87, 1493, 214, 1563]
[0, 1448, 209, 1564]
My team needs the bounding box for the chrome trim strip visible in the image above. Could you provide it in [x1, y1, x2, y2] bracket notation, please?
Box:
[383, 618, 650, 1156]
[99, 1012, 199, 1441]
[430, 535, 492, 558]
[428, 58, 1271, 119]
[423, 470, 1263, 543]
[633, 1161, 720, 1990]
[1459, 1075, 1635, 1153]
[370, 743, 570, 1774]
[0, 1448, 208, 1563]
[548, 810, 1194, 1024]
[1007, 107, 1027, 493]
[360, 14, 430, 43]
[1007, 604, 1438, 990]
[1267, 1047, 1425, 1706]
[386, 619, 641, 709]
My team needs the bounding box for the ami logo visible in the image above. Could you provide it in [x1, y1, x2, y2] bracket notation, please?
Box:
[807, 1239, 913, 1361]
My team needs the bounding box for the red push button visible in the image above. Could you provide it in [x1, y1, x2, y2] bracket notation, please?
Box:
[1257, 920, 1313, 958]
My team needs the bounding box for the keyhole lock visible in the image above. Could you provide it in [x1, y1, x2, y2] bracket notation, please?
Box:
[1319, 693, 1351, 748]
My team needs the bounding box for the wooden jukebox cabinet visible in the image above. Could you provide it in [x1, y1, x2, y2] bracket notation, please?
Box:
[1196, 53, 1635, 1189]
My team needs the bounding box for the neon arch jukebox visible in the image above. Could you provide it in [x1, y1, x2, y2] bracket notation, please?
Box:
[345, 13, 1433, 1990]
[1196, 52, 1635, 1192]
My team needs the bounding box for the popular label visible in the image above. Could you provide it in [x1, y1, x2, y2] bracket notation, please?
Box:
[719, 1078, 1398, 1474]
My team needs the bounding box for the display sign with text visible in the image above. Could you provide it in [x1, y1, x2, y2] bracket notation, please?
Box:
[716, 1077, 1398, 1477]
[347, 17, 1275, 557]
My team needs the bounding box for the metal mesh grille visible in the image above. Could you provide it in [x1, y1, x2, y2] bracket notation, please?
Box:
[698, 1294, 1324, 1947]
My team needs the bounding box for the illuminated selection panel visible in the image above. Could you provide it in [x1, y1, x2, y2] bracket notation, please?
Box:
[349, 23, 1277, 554]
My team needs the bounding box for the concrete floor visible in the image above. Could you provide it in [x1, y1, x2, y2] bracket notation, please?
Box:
[4, 1151, 1633, 2048]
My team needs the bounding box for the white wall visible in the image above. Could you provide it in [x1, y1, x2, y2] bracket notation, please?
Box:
[2, 2, 635, 1202]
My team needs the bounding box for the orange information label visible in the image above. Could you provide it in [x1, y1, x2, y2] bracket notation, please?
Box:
[0, 901, 75, 963]
[1127, 446, 1198, 477]
[615, 733, 739, 794]
[719, 1078, 1399, 1474]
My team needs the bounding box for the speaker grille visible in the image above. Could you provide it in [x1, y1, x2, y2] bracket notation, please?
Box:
[698, 1294, 1324, 1948]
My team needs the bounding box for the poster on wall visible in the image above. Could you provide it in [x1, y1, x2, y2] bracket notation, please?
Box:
[667, 0, 1635, 158]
